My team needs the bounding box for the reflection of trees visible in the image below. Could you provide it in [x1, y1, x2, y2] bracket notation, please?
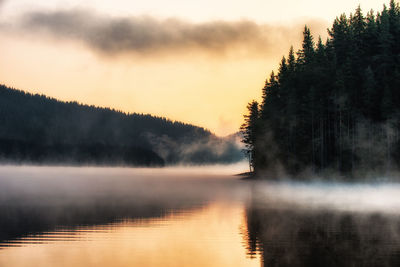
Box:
[0, 174, 235, 245]
[244, 201, 400, 266]
[0, 195, 202, 245]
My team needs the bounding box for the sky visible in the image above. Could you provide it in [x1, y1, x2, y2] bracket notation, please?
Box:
[0, 0, 391, 136]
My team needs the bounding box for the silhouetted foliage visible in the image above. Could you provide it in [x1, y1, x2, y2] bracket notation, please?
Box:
[245, 203, 400, 267]
[0, 84, 243, 166]
[243, 2, 400, 177]
[240, 101, 259, 171]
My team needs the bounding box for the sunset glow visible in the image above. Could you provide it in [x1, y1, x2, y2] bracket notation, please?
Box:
[0, 0, 391, 135]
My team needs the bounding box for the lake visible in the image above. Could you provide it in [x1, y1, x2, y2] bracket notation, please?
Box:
[1, 166, 400, 267]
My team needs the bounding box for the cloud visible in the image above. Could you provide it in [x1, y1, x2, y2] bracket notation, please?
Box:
[12, 9, 328, 57]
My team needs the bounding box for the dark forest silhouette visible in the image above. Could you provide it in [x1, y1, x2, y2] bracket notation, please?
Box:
[242, 1, 400, 178]
[0, 84, 243, 166]
[244, 201, 400, 267]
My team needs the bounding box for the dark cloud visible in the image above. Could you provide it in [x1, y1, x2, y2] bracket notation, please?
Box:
[16, 9, 328, 57]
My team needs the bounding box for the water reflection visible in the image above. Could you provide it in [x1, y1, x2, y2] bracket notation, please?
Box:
[0, 203, 260, 267]
[244, 182, 400, 267]
[4, 166, 400, 267]
[0, 166, 259, 267]
[0, 166, 247, 244]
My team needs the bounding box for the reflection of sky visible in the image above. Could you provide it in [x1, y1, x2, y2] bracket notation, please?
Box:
[0, 165, 260, 267]
[1, 165, 400, 266]
[0, 203, 261, 267]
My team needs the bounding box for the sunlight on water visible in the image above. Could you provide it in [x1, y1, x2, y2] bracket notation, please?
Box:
[0, 202, 260, 267]
[0, 165, 259, 267]
[4, 165, 400, 266]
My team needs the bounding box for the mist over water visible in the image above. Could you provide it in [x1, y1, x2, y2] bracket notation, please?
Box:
[251, 180, 400, 214]
[1, 165, 400, 266]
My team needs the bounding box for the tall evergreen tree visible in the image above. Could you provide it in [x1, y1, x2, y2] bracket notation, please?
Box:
[242, 4, 400, 178]
[240, 101, 259, 172]
[297, 26, 315, 65]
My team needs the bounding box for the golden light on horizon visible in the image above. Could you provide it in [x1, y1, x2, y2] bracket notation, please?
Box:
[0, 33, 274, 136]
[0, 0, 391, 135]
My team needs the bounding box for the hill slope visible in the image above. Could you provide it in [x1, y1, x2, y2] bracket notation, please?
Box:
[0, 84, 243, 166]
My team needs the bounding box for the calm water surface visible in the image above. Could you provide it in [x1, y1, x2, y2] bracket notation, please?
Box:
[0, 166, 260, 267]
[2, 166, 400, 267]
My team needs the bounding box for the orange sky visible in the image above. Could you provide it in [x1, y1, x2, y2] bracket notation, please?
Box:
[0, 0, 391, 136]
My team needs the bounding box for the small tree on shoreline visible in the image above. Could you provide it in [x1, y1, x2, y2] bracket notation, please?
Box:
[240, 100, 259, 172]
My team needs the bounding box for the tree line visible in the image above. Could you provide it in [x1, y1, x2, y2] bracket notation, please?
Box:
[241, 1, 400, 177]
[0, 84, 243, 166]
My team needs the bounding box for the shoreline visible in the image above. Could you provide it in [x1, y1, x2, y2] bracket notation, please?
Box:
[235, 171, 256, 180]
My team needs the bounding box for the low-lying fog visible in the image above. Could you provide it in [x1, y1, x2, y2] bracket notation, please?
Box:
[2, 164, 400, 266]
[251, 180, 400, 214]
[0, 164, 249, 243]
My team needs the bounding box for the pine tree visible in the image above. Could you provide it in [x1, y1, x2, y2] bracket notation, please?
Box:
[297, 26, 315, 65]
[240, 101, 259, 172]
[243, 4, 400, 177]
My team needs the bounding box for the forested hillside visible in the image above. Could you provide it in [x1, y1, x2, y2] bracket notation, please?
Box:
[242, 1, 400, 177]
[0, 84, 243, 166]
